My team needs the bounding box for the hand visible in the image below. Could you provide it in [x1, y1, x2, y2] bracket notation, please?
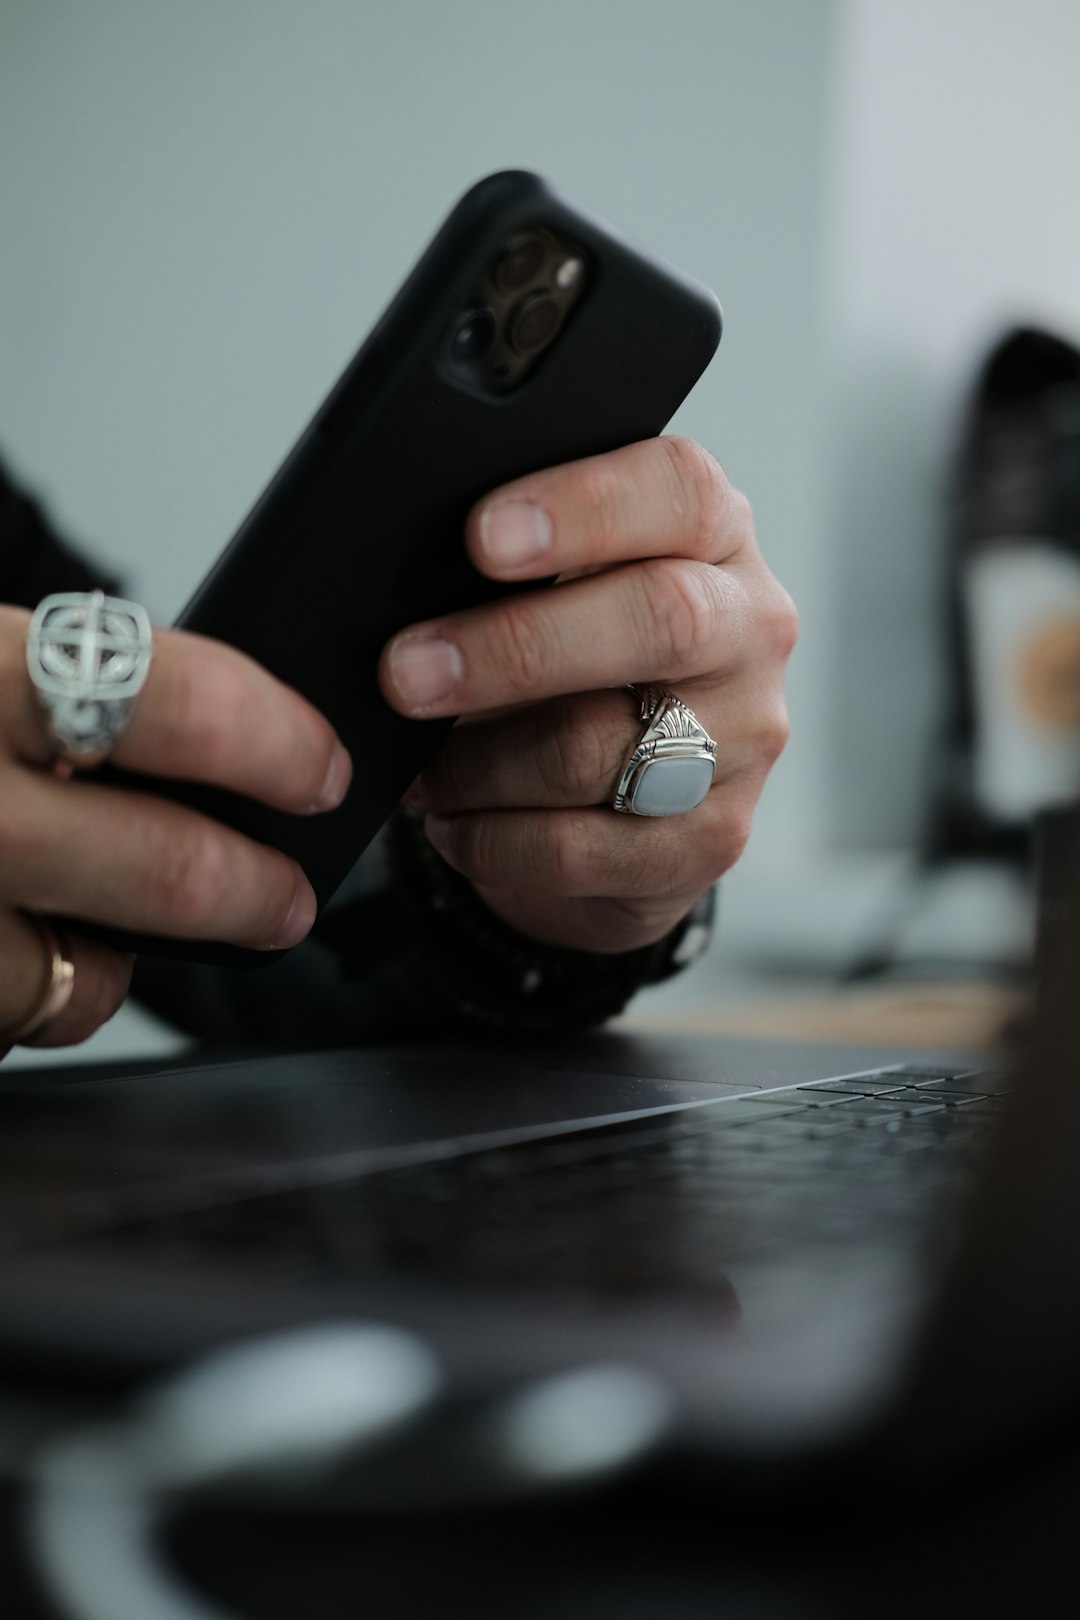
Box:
[379, 436, 796, 954]
[0, 607, 351, 1054]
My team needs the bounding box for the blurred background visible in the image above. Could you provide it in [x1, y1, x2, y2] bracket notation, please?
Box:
[3, 0, 1080, 1058]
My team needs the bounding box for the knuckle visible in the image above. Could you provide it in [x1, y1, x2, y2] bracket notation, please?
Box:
[758, 701, 791, 767]
[765, 579, 799, 660]
[172, 657, 245, 778]
[156, 825, 228, 933]
[726, 486, 756, 547]
[548, 811, 593, 893]
[574, 460, 623, 553]
[708, 803, 753, 877]
[624, 837, 664, 898]
[492, 599, 555, 699]
[641, 557, 720, 671]
[546, 711, 611, 803]
[658, 437, 732, 555]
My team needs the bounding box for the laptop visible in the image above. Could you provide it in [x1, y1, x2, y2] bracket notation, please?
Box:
[0, 848, 1078, 1555]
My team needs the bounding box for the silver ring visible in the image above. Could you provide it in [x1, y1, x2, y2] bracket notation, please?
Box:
[611, 685, 717, 816]
[27, 590, 153, 767]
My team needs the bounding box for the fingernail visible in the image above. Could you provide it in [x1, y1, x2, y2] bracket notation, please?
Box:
[308, 743, 353, 813]
[266, 878, 318, 950]
[479, 500, 553, 569]
[387, 632, 463, 713]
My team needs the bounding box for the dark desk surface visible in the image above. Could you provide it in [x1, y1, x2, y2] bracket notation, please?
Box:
[4, 1431, 1077, 1618]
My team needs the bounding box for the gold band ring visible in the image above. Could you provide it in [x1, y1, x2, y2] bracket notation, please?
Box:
[0, 916, 76, 1045]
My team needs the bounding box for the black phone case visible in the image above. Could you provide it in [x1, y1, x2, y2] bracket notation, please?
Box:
[90, 171, 721, 966]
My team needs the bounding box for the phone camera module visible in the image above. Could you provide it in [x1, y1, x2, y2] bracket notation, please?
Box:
[451, 308, 497, 361]
[508, 292, 563, 356]
[494, 235, 546, 293]
[442, 226, 588, 398]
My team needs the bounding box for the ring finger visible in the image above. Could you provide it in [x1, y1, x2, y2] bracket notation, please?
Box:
[415, 685, 772, 814]
[0, 910, 132, 1054]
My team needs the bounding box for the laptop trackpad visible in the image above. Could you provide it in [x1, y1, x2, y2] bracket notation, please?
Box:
[0, 1033, 901, 1221]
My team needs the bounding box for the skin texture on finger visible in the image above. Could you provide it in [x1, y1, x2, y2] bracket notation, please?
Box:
[0, 607, 351, 814]
[379, 439, 795, 955]
[425, 800, 751, 908]
[416, 687, 789, 815]
[382, 555, 749, 719]
[0, 766, 316, 950]
[466, 436, 751, 580]
[0, 911, 132, 1055]
[379, 433, 791, 722]
[423, 795, 757, 954]
[470, 884, 691, 956]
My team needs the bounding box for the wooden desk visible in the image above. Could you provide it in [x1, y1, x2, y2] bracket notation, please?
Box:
[615, 978, 1026, 1053]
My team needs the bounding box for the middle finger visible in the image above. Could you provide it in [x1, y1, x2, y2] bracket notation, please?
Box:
[381, 557, 745, 720]
[2, 767, 316, 949]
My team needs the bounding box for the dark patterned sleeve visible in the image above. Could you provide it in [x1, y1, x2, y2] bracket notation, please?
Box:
[0, 459, 119, 605]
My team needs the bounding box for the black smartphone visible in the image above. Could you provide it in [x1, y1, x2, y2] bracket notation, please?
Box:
[95, 170, 721, 966]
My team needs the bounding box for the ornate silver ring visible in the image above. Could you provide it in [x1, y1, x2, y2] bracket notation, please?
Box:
[26, 590, 153, 767]
[611, 685, 717, 816]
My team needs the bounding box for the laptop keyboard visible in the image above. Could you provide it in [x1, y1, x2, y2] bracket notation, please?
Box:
[91, 1063, 1003, 1303]
[332, 1066, 1000, 1288]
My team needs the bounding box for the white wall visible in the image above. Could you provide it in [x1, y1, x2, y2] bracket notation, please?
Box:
[5, 1, 1078, 1055]
[0, 0, 839, 870]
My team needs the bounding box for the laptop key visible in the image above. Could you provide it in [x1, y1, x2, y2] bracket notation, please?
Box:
[918, 1077, 1007, 1099]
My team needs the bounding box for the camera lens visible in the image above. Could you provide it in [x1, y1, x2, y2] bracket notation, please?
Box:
[494, 235, 546, 293]
[451, 308, 496, 362]
[508, 292, 562, 355]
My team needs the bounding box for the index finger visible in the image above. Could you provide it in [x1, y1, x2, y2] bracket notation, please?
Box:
[466, 436, 753, 581]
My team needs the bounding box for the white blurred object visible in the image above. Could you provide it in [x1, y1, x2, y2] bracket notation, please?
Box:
[131, 1323, 441, 1491]
[27, 1323, 442, 1620]
[491, 1364, 673, 1484]
[965, 543, 1080, 822]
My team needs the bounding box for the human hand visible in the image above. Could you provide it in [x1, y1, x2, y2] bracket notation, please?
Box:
[0, 607, 351, 1054]
[379, 436, 796, 954]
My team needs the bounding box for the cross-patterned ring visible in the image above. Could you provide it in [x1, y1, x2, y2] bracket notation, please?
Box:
[26, 590, 153, 768]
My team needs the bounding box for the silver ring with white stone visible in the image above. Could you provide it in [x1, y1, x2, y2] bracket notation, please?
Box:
[611, 686, 717, 816]
[26, 590, 153, 768]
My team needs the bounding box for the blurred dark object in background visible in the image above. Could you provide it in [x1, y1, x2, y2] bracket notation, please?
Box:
[846, 328, 1080, 984]
[1033, 802, 1080, 996]
[931, 325, 1080, 868]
